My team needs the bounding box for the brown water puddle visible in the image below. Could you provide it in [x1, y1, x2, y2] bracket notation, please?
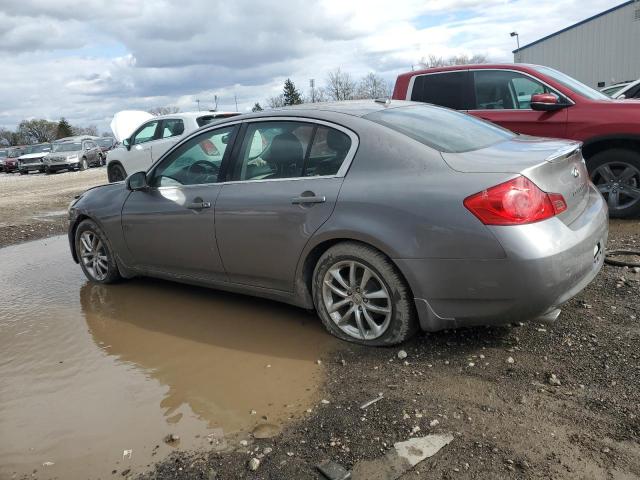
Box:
[0, 236, 336, 479]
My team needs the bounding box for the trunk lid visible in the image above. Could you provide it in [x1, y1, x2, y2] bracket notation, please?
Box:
[442, 135, 590, 225]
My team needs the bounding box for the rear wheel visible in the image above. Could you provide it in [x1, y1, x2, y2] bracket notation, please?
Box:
[75, 220, 121, 284]
[313, 242, 418, 346]
[108, 163, 127, 182]
[589, 149, 640, 218]
[19, 170, 27, 175]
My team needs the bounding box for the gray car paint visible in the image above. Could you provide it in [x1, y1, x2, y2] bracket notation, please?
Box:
[69, 100, 608, 332]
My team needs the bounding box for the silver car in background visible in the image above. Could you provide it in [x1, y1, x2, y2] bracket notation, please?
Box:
[68, 101, 608, 346]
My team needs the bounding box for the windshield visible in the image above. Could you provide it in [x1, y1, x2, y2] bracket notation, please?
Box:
[26, 144, 51, 154]
[53, 142, 82, 152]
[532, 66, 609, 100]
[0, 149, 7, 158]
[8, 148, 25, 157]
[97, 137, 115, 147]
[364, 104, 514, 153]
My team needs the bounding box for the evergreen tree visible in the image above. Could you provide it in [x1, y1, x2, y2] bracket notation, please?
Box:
[252, 102, 263, 112]
[56, 118, 73, 139]
[282, 79, 303, 106]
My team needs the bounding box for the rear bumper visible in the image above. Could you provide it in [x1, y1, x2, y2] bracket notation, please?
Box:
[396, 184, 608, 331]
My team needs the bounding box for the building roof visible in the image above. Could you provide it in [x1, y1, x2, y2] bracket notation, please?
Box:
[513, 1, 635, 53]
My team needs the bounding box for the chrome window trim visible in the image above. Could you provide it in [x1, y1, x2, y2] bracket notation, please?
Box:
[407, 68, 575, 109]
[148, 116, 359, 189]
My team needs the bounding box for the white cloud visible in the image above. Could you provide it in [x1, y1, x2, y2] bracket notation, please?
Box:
[0, 0, 625, 132]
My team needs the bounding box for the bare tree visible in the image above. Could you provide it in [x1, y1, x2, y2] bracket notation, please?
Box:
[266, 94, 286, 109]
[148, 106, 181, 116]
[325, 68, 357, 101]
[18, 119, 58, 143]
[72, 125, 98, 136]
[356, 73, 392, 99]
[415, 53, 489, 69]
[0, 128, 13, 146]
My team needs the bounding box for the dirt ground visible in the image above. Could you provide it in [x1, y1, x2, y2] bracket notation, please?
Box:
[0, 168, 106, 248]
[1, 171, 638, 480]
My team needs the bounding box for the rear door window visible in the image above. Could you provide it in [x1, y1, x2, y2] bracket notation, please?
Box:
[161, 118, 185, 138]
[410, 71, 473, 110]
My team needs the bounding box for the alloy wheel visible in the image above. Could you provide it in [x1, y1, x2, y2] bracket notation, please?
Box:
[79, 231, 109, 281]
[591, 161, 640, 211]
[322, 260, 392, 340]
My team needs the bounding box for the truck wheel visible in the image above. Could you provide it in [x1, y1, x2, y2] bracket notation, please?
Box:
[589, 149, 640, 218]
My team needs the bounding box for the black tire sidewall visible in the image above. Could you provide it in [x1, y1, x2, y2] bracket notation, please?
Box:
[588, 148, 640, 218]
[75, 219, 121, 284]
[312, 242, 417, 346]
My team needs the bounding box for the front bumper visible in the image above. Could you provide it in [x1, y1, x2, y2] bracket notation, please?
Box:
[396, 184, 609, 331]
[45, 158, 80, 170]
[19, 162, 45, 172]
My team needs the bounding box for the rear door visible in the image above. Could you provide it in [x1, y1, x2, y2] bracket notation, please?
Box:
[151, 118, 186, 162]
[469, 70, 568, 138]
[215, 119, 357, 291]
[121, 124, 238, 281]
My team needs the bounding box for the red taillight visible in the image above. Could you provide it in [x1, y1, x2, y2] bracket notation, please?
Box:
[463, 176, 567, 226]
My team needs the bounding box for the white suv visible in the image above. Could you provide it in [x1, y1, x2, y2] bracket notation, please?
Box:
[106, 111, 239, 182]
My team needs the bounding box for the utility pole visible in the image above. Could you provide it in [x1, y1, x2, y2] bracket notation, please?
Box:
[196, 99, 201, 111]
[213, 95, 218, 112]
[510, 32, 520, 62]
[310, 79, 316, 103]
[234, 94, 238, 112]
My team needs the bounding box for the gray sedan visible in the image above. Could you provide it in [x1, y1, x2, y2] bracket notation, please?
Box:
[68, 101, 608, 346]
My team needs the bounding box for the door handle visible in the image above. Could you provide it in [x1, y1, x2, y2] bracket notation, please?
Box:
[187, 201, 211, 210]
[291, 195, 326, 205]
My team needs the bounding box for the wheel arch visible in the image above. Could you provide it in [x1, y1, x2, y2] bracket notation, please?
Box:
[295, 233, 417, 310]
[107, 160, 126, 182]
[69, 214, 93, 263]
[582, 135, 640, 163]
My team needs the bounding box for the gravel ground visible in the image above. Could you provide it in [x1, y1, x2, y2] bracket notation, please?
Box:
[0, 168, 106, 247]
[1, 171, 638, 480]
[135, 219, 639, 480]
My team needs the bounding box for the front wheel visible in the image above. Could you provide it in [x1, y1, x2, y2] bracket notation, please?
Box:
[19, 170, 27, 175]
[107, 163, 127, 182]
[79, 157, 88, 171]
[589, 148, 640, 218]
[75, 220, 122, 284]
[312, 242, 418, 346]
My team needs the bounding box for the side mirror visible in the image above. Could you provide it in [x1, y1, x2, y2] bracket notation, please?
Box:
[123, 138, 131, 150]
[126, 171, 148, 191]
[530, 93, 567, 111]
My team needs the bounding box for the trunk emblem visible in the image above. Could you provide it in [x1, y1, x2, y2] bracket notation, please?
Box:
[572, 167, 580, 178]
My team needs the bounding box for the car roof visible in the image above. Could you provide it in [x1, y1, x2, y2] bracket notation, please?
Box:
[53, 135, 99, 143]
[397, 63, 548, 79]
[226, 100, 425, 120]
[154, 111, 240, 120]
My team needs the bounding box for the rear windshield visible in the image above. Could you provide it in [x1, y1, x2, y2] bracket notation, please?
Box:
[364, 105, 514, 153]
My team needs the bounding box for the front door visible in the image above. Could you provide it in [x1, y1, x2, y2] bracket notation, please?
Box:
[121, 124, 238, 281]
[469, 70, 568, 138]
[127, 119, 160, 174]
[215, 120, 355, 291]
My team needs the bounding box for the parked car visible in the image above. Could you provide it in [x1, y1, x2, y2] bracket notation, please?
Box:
[96, 136, 117, 158]
[2, 146, 27, 173]
[17, 143, 52, 174]
[44, 138, 102, 173]
[612, 78, 640, 100]
[600, 81, 632, 97]
[106, 111, 240, 182]
[69, 101, 607, 346]
[0, 148, 7, 172]
[392, 64, 640, 217]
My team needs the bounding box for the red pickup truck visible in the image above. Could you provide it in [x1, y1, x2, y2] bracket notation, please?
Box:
[392, 64, 640, 218]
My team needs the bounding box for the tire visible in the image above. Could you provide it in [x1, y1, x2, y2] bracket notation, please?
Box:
[99, 154, 106, 166]
[75, 219, 122, 284]
[19, 170, 27, 175]
[312, 242, 418, 346]
[44, 166, 52, 175]
[107, 163, 127, 183]
[79, 157, 88, 171]
[588, 148, 640, 218]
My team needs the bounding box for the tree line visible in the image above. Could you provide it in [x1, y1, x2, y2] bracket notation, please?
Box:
[0, 118, 100, 146]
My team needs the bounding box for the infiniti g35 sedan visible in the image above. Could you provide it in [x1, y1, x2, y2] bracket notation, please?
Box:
[68, 100, 608, 346]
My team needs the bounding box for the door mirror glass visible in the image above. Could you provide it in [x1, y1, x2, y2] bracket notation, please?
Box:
[127, 171, 148, 191]
[123, 138, 130, 150]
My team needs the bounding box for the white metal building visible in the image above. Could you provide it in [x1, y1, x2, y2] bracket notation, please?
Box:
[513, 1, 640, 88]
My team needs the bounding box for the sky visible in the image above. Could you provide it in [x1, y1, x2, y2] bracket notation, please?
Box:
[0, 0, 624, 133]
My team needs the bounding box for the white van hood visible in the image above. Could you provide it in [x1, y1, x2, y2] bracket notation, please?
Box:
[110, 110, 154, 142]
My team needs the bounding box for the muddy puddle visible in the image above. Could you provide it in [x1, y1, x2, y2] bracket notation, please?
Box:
[0, 236, 336, 479]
